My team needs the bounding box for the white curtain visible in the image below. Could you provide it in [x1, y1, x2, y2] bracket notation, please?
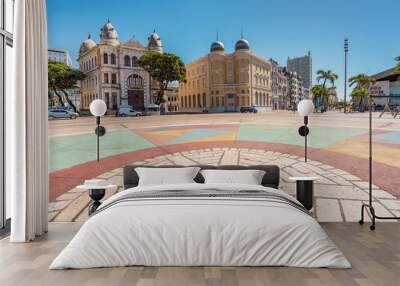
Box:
[8, 0, 48, 242]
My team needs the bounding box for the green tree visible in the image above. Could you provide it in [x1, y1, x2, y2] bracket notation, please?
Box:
[48, 60, 85, 112]
[311, 84, 325, 107]
[395, 56, 400, 74]
[350, 87, 369, 112]
[348, 74, 375, 112]
[348, 73, 376, 89]
[315, 69, 338, 110]
[138, 51, 186, 107]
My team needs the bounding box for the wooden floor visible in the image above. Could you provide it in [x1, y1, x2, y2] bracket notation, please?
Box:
[0, 222, 399, 286]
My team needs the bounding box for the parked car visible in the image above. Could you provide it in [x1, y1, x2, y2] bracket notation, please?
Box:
[240, 106, 258, 113]
[145, 104, 161, 116]
[48, 109, 79, 119]
[116, 106, 144, 117]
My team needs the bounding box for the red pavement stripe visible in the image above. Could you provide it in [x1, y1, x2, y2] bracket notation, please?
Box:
[49, 141, 400, 201]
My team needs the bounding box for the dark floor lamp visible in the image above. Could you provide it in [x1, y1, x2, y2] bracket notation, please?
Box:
[359, 95, 400, 230]
[297, 99, 315, 162]
[89, 99, 107, 162]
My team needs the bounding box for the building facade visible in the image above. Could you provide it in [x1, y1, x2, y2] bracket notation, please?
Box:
[271, 60, 289, 110]
[287, 51, 312, 97]
[78, 20, 163, 112]
[165, 87, 180, 112]
[370, 67, 400, 106]
[179, 37, 272, 113]
[48, 48, 72, 67]
[287, 71, 304, 107]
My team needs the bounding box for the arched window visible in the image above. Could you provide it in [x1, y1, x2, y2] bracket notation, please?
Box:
[131, 56, 138, 67]
[124, 55, 131, 66]
[110, 53, 116, 65]
[127, 74, 144, 88]
[188, 95, 192, 108]
[197, 94, 201, 108]
[103, 53, 108, 64]
[203, 93, 206, 107]
[192, 94, 196, 108]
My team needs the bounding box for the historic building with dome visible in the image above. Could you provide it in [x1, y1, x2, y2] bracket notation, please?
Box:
[179, 35, 273, 112]
[78, 20, 163, 112]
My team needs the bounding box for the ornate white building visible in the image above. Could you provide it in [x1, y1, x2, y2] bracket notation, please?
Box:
[78, 20, 163, 111]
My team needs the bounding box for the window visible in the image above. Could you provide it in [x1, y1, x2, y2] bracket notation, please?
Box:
[110, 53, 116, 65]
[127, 74, 144, 88]
[104, 73, 109, 84]
[105, 92, 110, 107]
[103, 53, 108, 64]
[111, 73, 117, 84]
[124, 55, 131, 66]
[1, 0, 14, 229]
[132, 56, 138, 67]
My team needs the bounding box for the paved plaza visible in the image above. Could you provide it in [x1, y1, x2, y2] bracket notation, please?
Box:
[48, 111, 400, 222]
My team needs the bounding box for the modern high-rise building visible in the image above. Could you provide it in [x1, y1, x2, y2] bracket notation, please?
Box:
[48, 48, 73, 67]
[287, 51, 312, 93]
[179, 36, 273, 113]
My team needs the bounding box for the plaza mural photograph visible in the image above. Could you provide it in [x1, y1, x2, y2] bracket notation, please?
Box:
[46, 0, 400, 224]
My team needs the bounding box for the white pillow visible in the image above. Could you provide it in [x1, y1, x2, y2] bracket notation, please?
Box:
[135, 167, 201, 186]
[200, 169, 266, 185]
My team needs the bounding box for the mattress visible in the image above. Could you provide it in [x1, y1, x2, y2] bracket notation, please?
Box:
[50, 183, 350, 269]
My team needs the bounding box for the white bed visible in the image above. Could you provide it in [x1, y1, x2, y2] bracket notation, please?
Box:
[50, 183, 351, 269]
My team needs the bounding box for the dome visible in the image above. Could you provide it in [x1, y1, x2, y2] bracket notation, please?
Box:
[210, 41, 224, 52]
[125, 37, 145, 49]
[147, 30, 163, 52]
[79, 34, 97, 54]
[100, 20, 119, 46]
[235, 38, 250, 51]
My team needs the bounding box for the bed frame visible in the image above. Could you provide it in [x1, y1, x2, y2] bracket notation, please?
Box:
[123, 165, 280, 190]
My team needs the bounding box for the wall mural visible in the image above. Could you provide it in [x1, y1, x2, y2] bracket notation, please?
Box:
[46, 2, 400, 226]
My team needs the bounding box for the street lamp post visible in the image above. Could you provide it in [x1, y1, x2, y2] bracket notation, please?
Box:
[344, 38, 349, 113]
[297, 99, 315, 162]
[89, 99, 107, 162]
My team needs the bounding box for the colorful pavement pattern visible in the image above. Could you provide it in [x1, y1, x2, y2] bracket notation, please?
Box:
[49, 114, 400, 203]
[49, 147, 400, 223]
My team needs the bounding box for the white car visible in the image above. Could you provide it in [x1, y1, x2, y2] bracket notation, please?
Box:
[48, 109, 79, 119]
[116, 107, 143, 117]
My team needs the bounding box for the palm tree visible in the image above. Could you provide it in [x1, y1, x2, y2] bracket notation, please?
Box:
[348, 74, 375, 112]
[350, 87, 369, 112]
[311, 84, 325, 108]
[316, 70, 339, 87]
[315, 70, 338, 111]
[348, 73, 376, 89]
[327, 86, 338, 108]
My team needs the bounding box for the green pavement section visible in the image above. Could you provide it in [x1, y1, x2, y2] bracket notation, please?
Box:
[237, 124, 367, 149]
[49, 130, 154, 173]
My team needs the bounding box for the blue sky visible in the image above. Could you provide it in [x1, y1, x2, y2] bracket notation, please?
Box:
[47, 0, 399, 99]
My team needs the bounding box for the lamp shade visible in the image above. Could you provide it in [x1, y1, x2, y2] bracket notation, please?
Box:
[297, 99, 314, 117]
[89, 99, 107, 117]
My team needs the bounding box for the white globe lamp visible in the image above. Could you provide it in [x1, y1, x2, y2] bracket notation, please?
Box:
[89, 99, 107, 162]
[90, 99, 107, 117]
[297, 99, 314, 117]
[297, 99, 314, 162]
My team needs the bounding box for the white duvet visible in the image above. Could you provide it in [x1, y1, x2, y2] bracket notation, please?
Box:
[50, 183, 351, 269]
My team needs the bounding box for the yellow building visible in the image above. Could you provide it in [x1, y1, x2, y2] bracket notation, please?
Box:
[179, 37, 272, 112]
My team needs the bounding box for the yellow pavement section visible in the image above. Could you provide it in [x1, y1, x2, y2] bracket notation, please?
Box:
[326, 139, 400, 168]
